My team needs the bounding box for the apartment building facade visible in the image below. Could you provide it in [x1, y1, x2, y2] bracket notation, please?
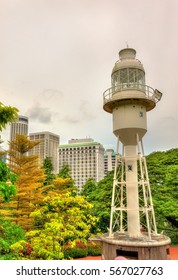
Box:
[29, 131, 60, 174]
[59, 138, 105, 192]
[10, 115, 28, 141]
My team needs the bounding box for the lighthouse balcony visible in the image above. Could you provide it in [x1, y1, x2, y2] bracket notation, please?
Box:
[103, 83, 162, 113]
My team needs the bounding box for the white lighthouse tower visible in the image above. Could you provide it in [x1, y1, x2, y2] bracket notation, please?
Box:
[101, 48, 170, 260]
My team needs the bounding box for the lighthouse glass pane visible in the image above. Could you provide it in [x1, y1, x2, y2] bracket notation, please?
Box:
[111, 71, 122, 91]
[111, 73, 119, 87]
[128, 68, 137, 88]
[111, 68, 145, 92]
[137, 69, 145, 84]
[128, 69, 135, 83]
[120, 69, 128, 88]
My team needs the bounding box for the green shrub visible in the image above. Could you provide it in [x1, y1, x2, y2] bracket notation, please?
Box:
[64, 247, 88, 259]
[0, 218, 25, 256]
[166, 230, 178, 245]
[87, 242, 102, 256]
[0, 252, 20, 260]
[63, 241, 102, 259]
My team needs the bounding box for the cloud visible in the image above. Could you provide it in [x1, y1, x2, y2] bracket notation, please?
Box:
[59, 99, 97, 125]
[60, 115, 80, 124]
[26, 102, 52, 123]
[37, 89, 63, 100]
[26, 88, 64, 125]
[79, 100, 97, 120]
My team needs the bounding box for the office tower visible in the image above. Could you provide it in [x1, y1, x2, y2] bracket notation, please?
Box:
[10, 115, 28, 141]
[59, 138, 105, 193]
[104, 149, 116, 175]
[29, 131, 59, 174]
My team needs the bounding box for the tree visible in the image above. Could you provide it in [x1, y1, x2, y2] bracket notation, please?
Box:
[81, 177, 97, 198]
[0, 161, 17, 203]
[44, 177, 77, 197]
[0, 102, 18, 132]
[58, 163, 72, 179]
[42, 157, 55, 185]
[11, 192, 97, 260]
[4, 134, 46, 231]
[57, 163, 76, 195]
[0, 217, 25, 259]
[81, 172, 113, 233]
[147, 149, 178, 243]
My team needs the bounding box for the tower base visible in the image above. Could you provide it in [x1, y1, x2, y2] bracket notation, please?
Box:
[101, 232, 171, 260]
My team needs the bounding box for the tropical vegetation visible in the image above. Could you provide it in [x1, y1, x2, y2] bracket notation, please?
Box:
[0, 101, 177, 259]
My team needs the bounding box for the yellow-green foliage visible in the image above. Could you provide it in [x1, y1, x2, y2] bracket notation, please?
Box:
[25, 193, 96, 259]
[3, 134, 46, 230]
[0, 102, 18, 132]
[44, 177, 77, 195]
[26, 229, 63, 260]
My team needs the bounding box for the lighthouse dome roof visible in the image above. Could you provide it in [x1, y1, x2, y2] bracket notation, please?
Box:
[112, 48, 145, 75]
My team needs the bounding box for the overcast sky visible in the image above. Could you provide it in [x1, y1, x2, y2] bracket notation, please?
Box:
[0, 0, 178, 155]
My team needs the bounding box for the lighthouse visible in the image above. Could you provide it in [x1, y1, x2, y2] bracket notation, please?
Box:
[101, 48, 170, 260]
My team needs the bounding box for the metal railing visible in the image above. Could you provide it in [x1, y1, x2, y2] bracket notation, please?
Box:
[103, 83, 157, 105]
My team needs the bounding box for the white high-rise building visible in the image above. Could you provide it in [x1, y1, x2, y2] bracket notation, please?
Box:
[29, 131, 60, 174]
[59, 138, 105, 192]
[10, 115, 28, 141]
